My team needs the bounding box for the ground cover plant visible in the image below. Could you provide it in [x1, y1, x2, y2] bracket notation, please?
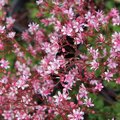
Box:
[0, 0, 120, 120]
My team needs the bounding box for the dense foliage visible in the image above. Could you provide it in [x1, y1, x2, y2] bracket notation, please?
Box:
[0, 0, 120, 120]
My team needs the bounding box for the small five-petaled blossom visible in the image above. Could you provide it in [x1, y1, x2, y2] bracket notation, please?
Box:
[28, 22, 39, 34]
[0, 59, 10, 69]
[53, 91, 71, 104]
[84, 98, 94, 107]
[95, 83, 104, 91]
[68, 108, 84, 120]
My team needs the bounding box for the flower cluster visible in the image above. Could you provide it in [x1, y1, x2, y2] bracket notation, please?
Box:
[0, 0, 120, 120]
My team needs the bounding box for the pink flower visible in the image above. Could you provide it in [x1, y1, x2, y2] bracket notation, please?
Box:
[74, 0, 84, 5]
[36, 0, 43, 5]
[2, 110, 14, 120]
[47, 59, 60, 74]
[0, 96, 5, 104]
[22, 95, 31, 104]
[112, 32, 120, 52]
[95, 83, 104, 91]
[85, 11, 99, 30]
[96, 10, 106, 24]
[88, 47, 99, 59]
[98, 34, 105, 43]
[90, 60, 99, 70]
[112, 16, 120, 26]
[109, 8, 119, 17]
[61, 24, 73, 36]
[32, 80, 40, 93]
[53, 91, 71, 104]
[9, 86, 18, 97]
[0, 59, 10, 69]
[0, 0, 7, 9]
[35, 30, 45, 43]
[41, 42, 51, 53]
[64, 8, 74, 19]
[22, 31, 30, 41]
[90, 80, 98, 85]
[68, 108, 84, 120]
[7, 32, 16, 39]
[41, 19, 50, 26]
[72, 21, 79, 32]
[39, 86, 51, 97]
[28, 22, 39, 34]
[84, 98, 94, 107]
[110, 49, 117, 58]
[75, 33, 84, 44]
[104, 70, 113, 82]
[15, 110, 28, 120]
[107, 58, 118, 69]
[6, 17, 15, 28]
[72, 21, 86, 33]
[16, 77, 29, 89]
[51, 42, 59, 54]
[54, 20, 62, 32]
[77, 84, 88, 99]
[57, 55, 66, 67]
[63, 72, 75, 90]
[85, 11, 95, 21]
[0, 25, 5, 33]
[0, 76, 8, 84]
